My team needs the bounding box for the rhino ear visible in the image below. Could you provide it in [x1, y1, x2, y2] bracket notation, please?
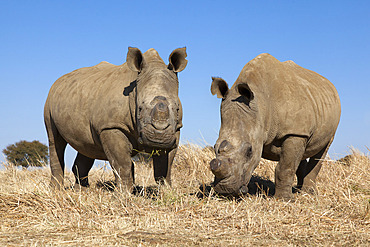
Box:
[211, 77, 229, 98]
[237, 83, 254, 101]
[127, 47, 146, 72]
[168, 47, 188, 72]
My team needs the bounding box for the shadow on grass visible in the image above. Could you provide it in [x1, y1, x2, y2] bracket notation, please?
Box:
[96, 180, 160, 199]
[196, 175, 276, 200]
[96, 180, 116, 191]
[96, 175, 278, 201]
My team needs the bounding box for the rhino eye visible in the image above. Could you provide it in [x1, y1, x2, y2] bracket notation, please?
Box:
[246, 145, 253, 158]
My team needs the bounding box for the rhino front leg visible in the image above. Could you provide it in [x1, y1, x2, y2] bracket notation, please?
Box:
[275, 136, 307, 200]
[72, 152, 95, 190]
[152, 132, 179, 186]
[152, 148, 177, 186]
[100, 129, 134, 193]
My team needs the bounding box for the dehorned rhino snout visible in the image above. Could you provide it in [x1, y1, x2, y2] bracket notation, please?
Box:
[210, 158, 229, 179]
[151, 100, 170, 130]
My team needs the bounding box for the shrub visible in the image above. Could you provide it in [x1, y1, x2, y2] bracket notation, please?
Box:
[3, 140, 48, 168]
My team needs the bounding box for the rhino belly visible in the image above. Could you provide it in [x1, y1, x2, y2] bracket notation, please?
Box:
[52, 113, 107, 160]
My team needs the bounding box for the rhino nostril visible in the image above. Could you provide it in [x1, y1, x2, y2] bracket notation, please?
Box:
[210, 158, 228, 179]
[218, 140, 230, 154]
[210, 159, 221, 171]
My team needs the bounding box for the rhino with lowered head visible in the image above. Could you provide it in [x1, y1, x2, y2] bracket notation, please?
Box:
[210, 53, 340, 200]
[44, 47, 187, 191]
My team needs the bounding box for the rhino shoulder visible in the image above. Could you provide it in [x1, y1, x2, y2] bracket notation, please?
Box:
[254, 53, 279, 62]
[245, 53, 281, 71]
[63, 61, 116, 80]
[255, 53, 274, 59]
[283, 60, 299, 67]
[237, 53, 281, 84]
[94, 61, 114, 69]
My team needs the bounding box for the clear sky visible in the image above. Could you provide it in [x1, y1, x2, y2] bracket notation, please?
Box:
[1, 1, 369, 168]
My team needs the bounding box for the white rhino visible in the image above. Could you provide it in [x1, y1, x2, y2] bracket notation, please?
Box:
[44, 47, 187, 191]
[210, 53, 341, 200]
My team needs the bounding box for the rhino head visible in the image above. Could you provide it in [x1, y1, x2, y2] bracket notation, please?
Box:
[210, 77, 264, 196]
[126, 47, 187, 150]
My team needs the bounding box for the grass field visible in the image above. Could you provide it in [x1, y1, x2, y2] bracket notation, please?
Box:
[0, 144, 369, 246]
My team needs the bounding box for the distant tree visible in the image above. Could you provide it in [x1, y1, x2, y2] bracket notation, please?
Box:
[3, 140, 49, 168]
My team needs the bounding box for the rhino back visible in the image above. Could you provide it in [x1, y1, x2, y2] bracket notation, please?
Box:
[238, 54, 340, 155]
[45, 61, 137, 158]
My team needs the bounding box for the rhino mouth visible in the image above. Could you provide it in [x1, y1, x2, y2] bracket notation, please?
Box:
[212, 175, 247, 196]
[211, 161, 252, 196]
[151, 121, 170, 131]
[138, 124, 176, 149]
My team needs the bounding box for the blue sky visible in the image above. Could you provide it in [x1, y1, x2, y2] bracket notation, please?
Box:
[1, 1, 369, 167]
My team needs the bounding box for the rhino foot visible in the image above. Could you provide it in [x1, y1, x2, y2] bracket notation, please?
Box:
[300, 185, 318, 195]
[73, 183, 89, 192]
[274, 187, 295, 202]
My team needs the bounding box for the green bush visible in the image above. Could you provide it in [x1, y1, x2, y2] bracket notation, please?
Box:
[3, 140, 48, 168]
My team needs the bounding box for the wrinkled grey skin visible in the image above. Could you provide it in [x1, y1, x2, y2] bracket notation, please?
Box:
[44, 47, 187, 191]
[210, 53, 341, 200]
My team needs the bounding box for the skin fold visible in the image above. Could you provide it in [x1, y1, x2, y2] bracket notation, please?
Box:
[210, 54, 341, 200]
[44, 47, 187, 191]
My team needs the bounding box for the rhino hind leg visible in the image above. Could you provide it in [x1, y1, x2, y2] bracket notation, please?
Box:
[295, 159, 308, 190]
[295, 138, 333, 194]
[46, 120, 67, 190]
[274, 136, 307, 200]
[72, 152, 95, 190]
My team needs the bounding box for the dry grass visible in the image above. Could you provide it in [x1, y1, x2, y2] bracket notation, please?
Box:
[0, 145, 369, 246]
